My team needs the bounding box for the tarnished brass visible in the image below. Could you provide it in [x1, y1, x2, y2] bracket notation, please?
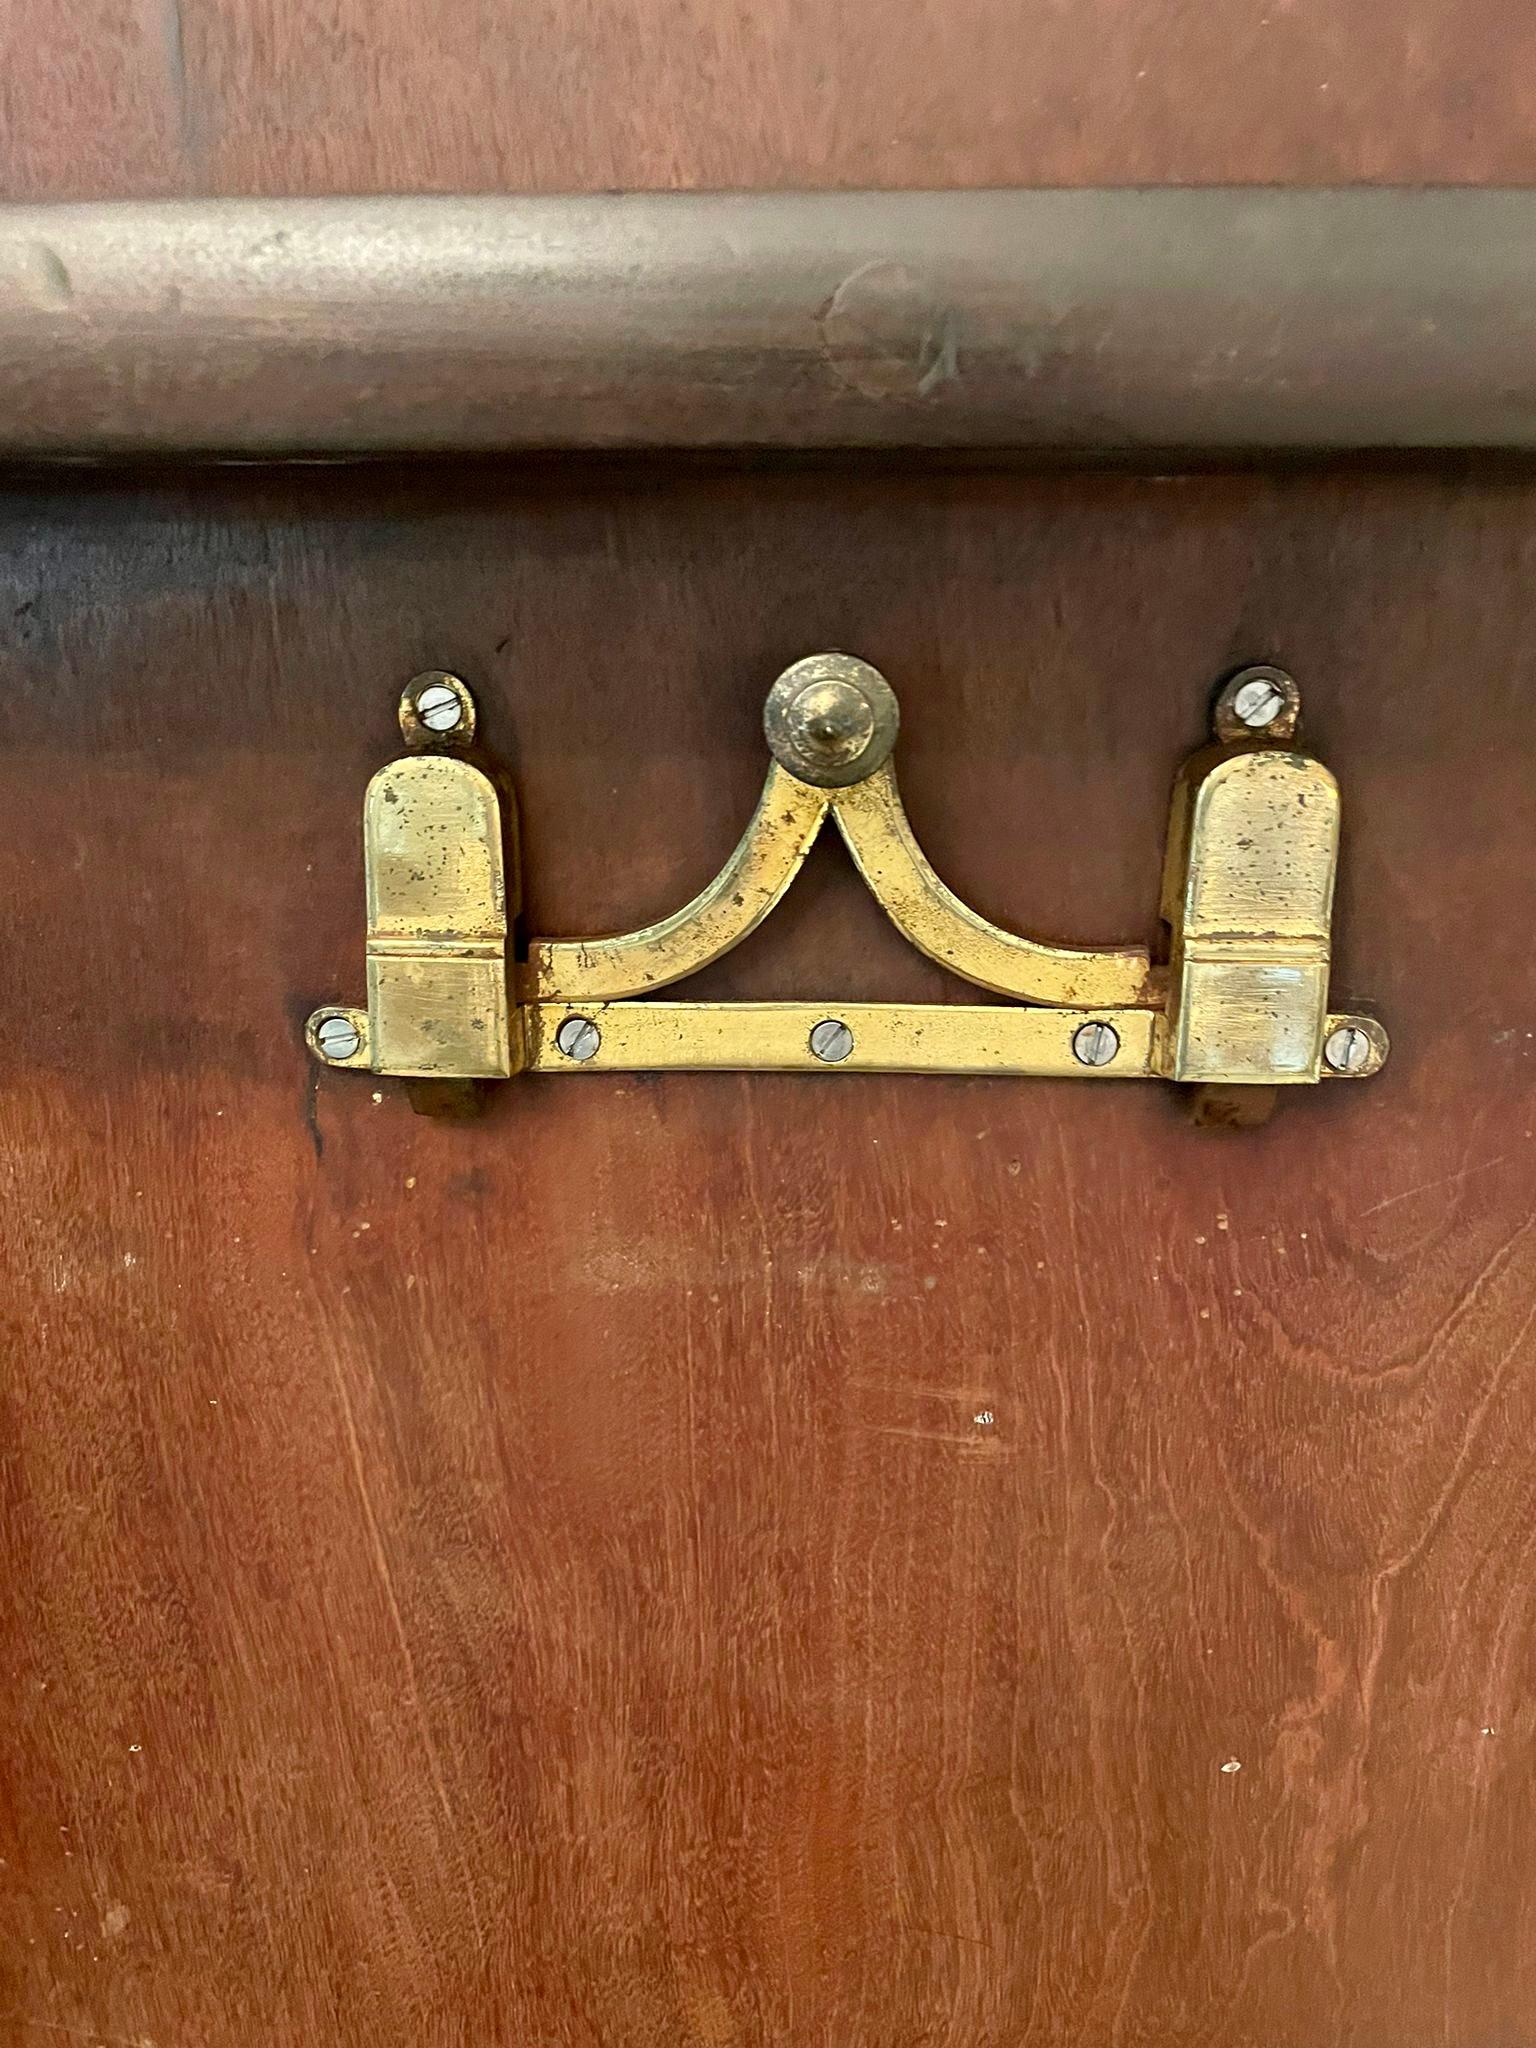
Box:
[1212, 665, 1301, 746]
[1160, 708, 1339, 1085]
[527, 1002, 1159, 1077]
[308, 659, 1388, 1104]
[353, 751, 517, 1079]
[398, 670, 477, 750]
[528, 766, 827, 1002]
[763, 654, 900, 788]
[831, 766, 1155, 1008]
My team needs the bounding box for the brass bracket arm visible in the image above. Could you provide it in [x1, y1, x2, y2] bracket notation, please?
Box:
[306, 657, 1388, 1100]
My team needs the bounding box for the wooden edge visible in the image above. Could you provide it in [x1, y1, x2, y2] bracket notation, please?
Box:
[2, 189, 1535, 459]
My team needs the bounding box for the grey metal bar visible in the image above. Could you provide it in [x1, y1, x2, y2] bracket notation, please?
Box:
[0, 190, 1533, 458]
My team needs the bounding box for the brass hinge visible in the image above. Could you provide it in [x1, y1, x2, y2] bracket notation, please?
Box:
[306, 658, 1388, 1106]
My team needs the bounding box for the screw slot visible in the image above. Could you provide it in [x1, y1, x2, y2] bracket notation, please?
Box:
[1214, 664, 1299, 743]
[555, 1015, 601, 1062]
[1072, 1020, 1120, 1067]
[809, 1018, 855, 1063]
[1232, 676, 1286, 729]
[316, 1014, 362, 1063]
[415, 683, 463, 733]
[400, 671, 476, 747]
[1324, 1024, 1371, 1074]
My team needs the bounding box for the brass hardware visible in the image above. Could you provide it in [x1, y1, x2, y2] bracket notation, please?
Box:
[340, 691, 519, 1079]
[1159, 676, 1341, 1087]
[830, 766, 1154, 1007]
[528, 764, 826, 1002]
[763, 653, 900, 788]
[1212, 664, 1300, 744]
[399, 670, 477, 750]
[308, 658, 1388, 1101]
[524, 1001, 1160, 1077]
[1323, 1016, 1388, 1078]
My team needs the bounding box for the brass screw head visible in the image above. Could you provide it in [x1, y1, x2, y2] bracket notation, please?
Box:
[764, 654, 900, 788]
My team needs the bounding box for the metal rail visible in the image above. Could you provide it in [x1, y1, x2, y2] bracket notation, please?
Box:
[1, 190, 1533, 459]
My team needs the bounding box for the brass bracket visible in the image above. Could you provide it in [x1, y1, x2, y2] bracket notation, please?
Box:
[306, 660, 1388, 1098]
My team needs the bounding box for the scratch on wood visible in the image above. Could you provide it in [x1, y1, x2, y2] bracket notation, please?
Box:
[902, 1921, 994, 1949]
[1358, 1155, 1506, 1218]
[861, 1421, 1012, 1452]
[23, 245, 73, 310]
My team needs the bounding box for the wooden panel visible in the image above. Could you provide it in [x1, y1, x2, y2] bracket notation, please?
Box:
[4, 0, 1536, 200]
[2, 464, 1534, 2045]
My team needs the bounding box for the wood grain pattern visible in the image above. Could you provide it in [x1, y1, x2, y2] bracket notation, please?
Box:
[2, 463, 1534, 2045]
[5, 0, 1536, 201]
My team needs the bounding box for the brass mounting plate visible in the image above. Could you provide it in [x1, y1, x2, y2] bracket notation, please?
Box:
[308, 656, 1389, 1100]
[527, 1002, 1160, 1077]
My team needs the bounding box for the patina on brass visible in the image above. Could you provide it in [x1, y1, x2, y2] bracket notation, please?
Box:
[320, 697, 520, 1080]
[362, 755, 515, 1079]
[831, 766, 1155, 1008]
[307, 658, 1387, 1100]
[526, 1001, 1160, 1077]
[763, 653, 899, 788]
[1159, 741, 1339, 1085]
[528, 765, 827, 1002]
[398, 670, 478, 750]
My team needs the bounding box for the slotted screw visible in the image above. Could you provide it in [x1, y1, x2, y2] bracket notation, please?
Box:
[809, 1018, 854, 1063]
[316, 1015, 361, 1062]
[1231, 675, 1287, 729]
[556, 1015, 601, 1062]
[1324, 1024, 1372, 1074]
[415, 682, 464, 733]
[1072, 1020, 1120, 1067]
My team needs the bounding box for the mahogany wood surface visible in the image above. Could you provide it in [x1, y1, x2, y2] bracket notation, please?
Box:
[5, 0, 1536, 199]
[1, 463, 1534, 2045]
[4, 2, 1536, 2043]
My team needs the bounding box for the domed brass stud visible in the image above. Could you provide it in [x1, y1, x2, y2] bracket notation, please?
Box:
[763, 653, 900, 788]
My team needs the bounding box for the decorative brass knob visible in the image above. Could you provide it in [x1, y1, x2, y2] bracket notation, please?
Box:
[763, 652, 900, 788]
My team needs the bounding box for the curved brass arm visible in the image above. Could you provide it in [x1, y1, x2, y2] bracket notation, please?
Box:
[830, 765, 1155, 1009]
[527, 764, 828, 1002]
[529, 746, 1153, 1010]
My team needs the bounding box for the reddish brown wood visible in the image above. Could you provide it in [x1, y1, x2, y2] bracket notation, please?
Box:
[1, 464, 1534, 2046]
[5, 0, 1536, 201]
[5, 5, 1536, 2042]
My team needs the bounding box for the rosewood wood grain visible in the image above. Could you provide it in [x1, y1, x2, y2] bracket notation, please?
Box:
[1, 463, 1534, 2046]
